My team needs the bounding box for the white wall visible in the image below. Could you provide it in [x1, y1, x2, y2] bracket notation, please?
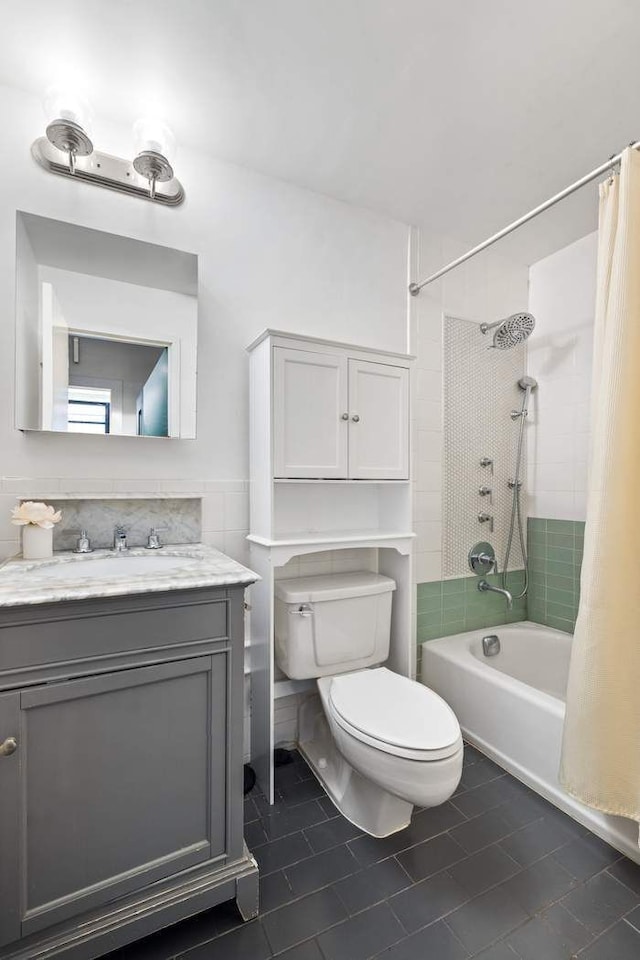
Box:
[410, 232, 530, 583]
[527, 232, 597, 520]
[0, 83, 410, 558]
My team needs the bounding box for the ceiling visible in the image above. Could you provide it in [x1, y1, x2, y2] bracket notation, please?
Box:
[2, 0, 639, 266]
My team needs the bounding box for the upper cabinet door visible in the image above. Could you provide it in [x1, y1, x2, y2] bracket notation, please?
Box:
[274, 347, 348, 478]
[348, 359, 409, 480]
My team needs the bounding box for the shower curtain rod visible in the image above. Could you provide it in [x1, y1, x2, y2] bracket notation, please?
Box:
[408, 140, 640, 296]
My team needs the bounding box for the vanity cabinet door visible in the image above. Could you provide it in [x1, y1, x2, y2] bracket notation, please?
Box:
[0, 690, 20, 947]
[274, 347, 349, 478]
[4, 655, 227, 942]
[348, 359, 409, 479]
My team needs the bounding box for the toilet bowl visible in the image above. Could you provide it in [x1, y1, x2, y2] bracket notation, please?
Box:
[321, 667, 463, 804]
[275, 571, 463, 836]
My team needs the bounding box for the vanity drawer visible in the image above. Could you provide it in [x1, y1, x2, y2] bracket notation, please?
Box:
[0, 591, 230, 685]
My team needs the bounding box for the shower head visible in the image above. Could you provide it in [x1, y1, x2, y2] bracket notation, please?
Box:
[518, 375, 538, 391]
[480, 313, 536, 349]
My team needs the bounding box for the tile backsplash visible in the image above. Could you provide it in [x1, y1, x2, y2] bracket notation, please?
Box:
[47, 498, 201, 551]
[0, 478, 250, 563]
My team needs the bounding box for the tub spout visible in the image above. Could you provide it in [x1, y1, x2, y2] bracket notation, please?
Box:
[478, 579, 513, 610]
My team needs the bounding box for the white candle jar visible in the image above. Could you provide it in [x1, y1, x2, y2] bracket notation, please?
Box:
[22, 524, 54, 560]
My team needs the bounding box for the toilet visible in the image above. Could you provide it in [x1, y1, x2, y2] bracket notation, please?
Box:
[274, 571, 463, 837]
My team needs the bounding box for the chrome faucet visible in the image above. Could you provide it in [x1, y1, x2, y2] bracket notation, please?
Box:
[478, 579, 513, 610]
[113, 525, 128, 552]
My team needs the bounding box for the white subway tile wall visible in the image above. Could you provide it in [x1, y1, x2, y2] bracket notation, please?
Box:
[527, 231, 597, 521]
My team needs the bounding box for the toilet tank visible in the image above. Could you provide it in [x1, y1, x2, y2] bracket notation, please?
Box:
[274, 571, 396, 680]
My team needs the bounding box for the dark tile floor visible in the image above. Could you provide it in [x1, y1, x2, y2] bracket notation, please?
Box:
[107, 747, 640, 960]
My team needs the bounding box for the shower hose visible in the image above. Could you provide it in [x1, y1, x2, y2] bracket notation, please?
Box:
[502, 389, 529, 600]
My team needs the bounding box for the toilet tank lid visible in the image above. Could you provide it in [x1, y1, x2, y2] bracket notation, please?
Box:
[275, 571, 396, 603]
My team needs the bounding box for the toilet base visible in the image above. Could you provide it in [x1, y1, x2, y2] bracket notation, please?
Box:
[298, 696, 413, 837]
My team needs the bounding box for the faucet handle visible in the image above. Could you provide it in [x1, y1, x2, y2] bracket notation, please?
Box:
[74, 529, 93, 554]
[479, 485, 493, 505]
[146, 526, 167, 550]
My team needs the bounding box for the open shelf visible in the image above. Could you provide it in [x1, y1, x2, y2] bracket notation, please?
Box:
[248, 530, 415, 548]
[273, 479, 411, 485]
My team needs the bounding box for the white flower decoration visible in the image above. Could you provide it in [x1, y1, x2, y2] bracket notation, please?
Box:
[11, 501, 62, 529]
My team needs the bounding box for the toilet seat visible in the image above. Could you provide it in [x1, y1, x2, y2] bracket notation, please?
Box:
[327, 667, 462, 762]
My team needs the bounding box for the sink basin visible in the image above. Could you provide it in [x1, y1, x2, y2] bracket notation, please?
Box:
[34, 555, 200, 580]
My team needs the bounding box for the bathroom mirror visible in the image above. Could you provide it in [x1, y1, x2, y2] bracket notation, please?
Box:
[15, 212, 198, 438]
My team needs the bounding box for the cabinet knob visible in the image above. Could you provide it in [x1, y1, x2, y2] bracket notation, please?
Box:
[0, 737, 17, 757]
[341, 413, 349, 421]
[351, 414, 360, 423]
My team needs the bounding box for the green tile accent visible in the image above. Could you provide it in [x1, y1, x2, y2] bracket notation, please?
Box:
[415, 568, 527, 643]
[526, 517, 583, 634]
[416, 516, 584, 645]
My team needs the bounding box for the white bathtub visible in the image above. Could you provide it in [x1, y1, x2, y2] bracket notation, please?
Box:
[422, 620, 640, 863]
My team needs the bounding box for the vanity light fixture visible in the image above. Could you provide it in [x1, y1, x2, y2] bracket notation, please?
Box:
[132, 119, 176, 200]
[32, 91, 184, 206]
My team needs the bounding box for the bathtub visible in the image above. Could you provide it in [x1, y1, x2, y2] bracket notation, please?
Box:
[421, 621, 640, 864]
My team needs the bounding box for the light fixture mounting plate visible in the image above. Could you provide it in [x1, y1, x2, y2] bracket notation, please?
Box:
[45, 118, 94, 157]
[31, 137, 185, 205]
[132, 150, 174, 183]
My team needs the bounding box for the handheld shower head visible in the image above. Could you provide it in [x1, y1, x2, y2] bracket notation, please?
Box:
[480, 313, 536, 349]
[510, 374, 538, 420]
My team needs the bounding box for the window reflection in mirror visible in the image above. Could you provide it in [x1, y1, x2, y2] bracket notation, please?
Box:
[61, 338, 169, 437]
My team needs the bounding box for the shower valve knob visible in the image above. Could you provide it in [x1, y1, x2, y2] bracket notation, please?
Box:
[478, 513, 494, 533]
[479, 486, 493, 504]
[480, 457, 494, 476]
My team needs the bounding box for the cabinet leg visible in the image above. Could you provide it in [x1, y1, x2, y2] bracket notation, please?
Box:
[236, 858, 259, 921]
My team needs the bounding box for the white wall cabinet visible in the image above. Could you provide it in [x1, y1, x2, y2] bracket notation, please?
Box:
[273, 346, 409, 480]
[247, 330, 415, 802]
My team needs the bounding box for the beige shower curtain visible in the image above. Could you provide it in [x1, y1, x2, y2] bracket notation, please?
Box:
[560, 146, 640, 834]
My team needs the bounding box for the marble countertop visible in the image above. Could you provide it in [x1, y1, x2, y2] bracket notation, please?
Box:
[0, 544, 259, 607]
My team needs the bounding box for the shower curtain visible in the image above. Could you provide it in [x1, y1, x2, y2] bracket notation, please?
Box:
[560, 146, 640, 837]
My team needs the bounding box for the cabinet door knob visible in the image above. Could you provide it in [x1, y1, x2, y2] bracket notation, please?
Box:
[341, 413, 349, 420]
[0, 737, 17, 757]
[351, 414, 360, 423]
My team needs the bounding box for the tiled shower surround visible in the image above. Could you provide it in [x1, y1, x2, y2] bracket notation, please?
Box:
[442, 315, 526, 578]
[417, 518, 585, 653]
[417, 570, 528, 643]
[527, 518, 584, 634]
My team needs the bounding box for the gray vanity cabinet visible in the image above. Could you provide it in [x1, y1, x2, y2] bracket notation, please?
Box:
[0, 584, 258, 960]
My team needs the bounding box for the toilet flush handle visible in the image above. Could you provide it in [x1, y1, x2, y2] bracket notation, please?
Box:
[297, 604, 313, 617]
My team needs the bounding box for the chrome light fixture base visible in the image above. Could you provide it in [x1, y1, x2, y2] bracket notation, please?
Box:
[31, 137, 185, 205]
[132, 150, 174, 199]
[45, 118, 93, 173]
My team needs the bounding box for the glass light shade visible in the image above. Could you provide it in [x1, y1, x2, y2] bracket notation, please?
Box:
[133, 119, 176, 164]
[43, 86, 93, 135]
